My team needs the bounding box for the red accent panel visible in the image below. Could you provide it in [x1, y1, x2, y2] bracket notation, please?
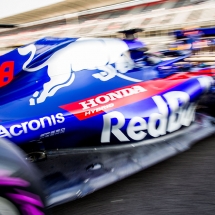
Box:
[166, 69, 215, 79]
[60, 76, 189, 120]
[0, 61, 14, 87]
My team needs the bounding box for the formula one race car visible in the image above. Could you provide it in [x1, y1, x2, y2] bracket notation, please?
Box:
[1, 35, 215, 214]
[161, 26, 215, 57]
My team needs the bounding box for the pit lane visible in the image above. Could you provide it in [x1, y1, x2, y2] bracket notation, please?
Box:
[49, 134, 215, 215]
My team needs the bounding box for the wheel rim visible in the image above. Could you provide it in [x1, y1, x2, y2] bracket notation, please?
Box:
[0, 196, 20, 215]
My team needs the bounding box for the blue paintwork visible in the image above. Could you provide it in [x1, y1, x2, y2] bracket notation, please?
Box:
[0, 37, 212, 149]
[165, 27, 215, 54]
[173, 27, 215, 39]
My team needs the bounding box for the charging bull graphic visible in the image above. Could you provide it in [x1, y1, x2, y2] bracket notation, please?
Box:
[18, 38, 141, 106]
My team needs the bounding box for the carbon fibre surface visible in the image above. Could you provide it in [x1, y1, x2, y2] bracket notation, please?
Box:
[35, 113, 215, 207]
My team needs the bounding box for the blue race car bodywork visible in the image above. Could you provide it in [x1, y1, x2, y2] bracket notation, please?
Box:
[0, 36, 212, 146]
[163, 27, 215, 56]
[0, 36, 215, 206]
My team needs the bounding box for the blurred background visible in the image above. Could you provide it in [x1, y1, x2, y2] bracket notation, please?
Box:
[1, 1, 215, 214]
[1, 0, 215, 55]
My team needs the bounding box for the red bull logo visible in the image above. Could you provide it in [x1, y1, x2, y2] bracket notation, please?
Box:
[101, 91, 196, 143]
[18, 38, 139, 106]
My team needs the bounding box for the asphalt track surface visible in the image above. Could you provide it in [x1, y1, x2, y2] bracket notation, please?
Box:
[49, 134, 215, 215]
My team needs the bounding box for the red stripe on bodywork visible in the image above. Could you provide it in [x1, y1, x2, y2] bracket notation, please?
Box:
[60, 77, 188, 120]
[60, 69, 215, 120]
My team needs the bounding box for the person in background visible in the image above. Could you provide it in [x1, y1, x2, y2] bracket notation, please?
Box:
[118, 28, 148, 61]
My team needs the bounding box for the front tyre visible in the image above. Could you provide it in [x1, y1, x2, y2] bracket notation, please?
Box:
[0, 196, 20, 215]
[0, 139, 46, 215]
